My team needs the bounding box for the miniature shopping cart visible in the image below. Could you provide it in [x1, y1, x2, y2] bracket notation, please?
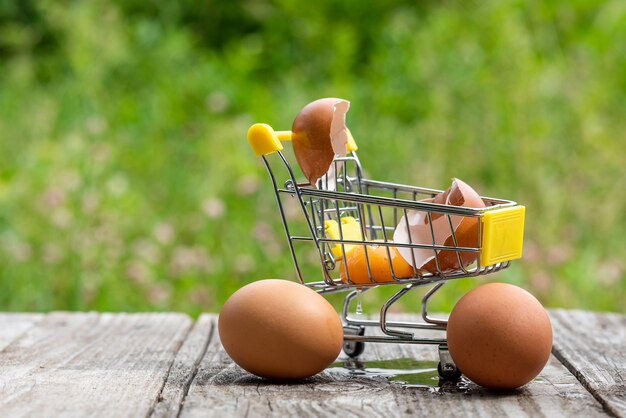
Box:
[247, 122, 525, 380]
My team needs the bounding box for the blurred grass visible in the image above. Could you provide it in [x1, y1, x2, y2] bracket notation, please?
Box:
[0, 0, 624, 315]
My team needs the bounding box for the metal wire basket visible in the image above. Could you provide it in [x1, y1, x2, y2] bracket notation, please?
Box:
[247, 122, 525, 379]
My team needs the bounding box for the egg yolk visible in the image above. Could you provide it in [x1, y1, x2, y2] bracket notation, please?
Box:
[338, 244, 415, 284]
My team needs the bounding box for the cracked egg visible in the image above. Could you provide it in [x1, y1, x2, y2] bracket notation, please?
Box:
[393, 178, 486, 273]
[291, 98, 350, 188]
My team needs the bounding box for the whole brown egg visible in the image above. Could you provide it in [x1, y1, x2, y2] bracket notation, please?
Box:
[447, 283, 552, 390]
[218, 279, 344, 380]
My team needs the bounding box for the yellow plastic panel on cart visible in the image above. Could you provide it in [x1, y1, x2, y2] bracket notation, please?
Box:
[324, 217, 364, 258]
[480, 205, 525, 266]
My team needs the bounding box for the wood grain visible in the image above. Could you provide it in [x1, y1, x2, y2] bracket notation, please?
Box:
[0, 310, 622, 417]
[179, 314, 608, 418]
[0, 313, 44, 351]
[150, 314, 214, 418]
[550, 309, 626, 417]
[0, 312, 192, 418]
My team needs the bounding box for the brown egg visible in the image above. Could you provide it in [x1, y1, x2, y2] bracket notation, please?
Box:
[292, 98, 350, 187]
[218, 279, 343, 380]
[447, 283, 553, 390]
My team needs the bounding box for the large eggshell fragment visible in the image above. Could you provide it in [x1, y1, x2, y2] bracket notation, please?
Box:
[393, 178, 486, 273]
[292, 98, 350, 188]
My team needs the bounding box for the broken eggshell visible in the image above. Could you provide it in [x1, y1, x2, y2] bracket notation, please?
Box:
[393, 178, 486, 273]
[291, 98, 350, 188]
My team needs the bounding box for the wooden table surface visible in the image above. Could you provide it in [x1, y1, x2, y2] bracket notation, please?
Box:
[0, 310, 624, 418]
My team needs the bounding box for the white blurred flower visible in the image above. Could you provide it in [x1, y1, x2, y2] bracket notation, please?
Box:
[66, 133, 85, 153]
[189, 285, 213, 306]
[126, 261, 152, 284]
[91, 143, 111, 163]
[81, 190, 100, 214]
[147, 284, 172, 305]
[86, 115, 107, 135]
[233, 254, 255, 274]
[169, 246, 213, 277]
[59, 170, 81, 191]
[253, 221, 274, 243]
[547, 245, 573, 266]
[153, 222, 175, 245]
[206, 92, 229, 114]
[12, 242, 32, 262]
[81, 281, 98, 305]
[41, 187, 66, 209]
[1, 232, 32, 262]
[202, 197, 226, 219]
[42, 243, 62, 265]
[523, 241, 540, 263]
[530, 270, 550, 292]
[598, 260, 623, 286]
[252, 222, 282, 257]
[106, 174, 128, 196]
[51, 208, 73, 229]
[131, 239, 160, 264]
[236, 175, 259, 196]
[283, 196, 301, 220]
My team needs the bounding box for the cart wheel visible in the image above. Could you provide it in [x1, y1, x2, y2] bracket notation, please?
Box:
[342, 325, 365, 358]
[438, 361, 462, 381]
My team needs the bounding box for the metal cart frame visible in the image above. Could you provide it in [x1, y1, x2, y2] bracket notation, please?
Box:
[247, 123, 525, 379]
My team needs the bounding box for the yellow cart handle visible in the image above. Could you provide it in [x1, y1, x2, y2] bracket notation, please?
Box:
[247, 123, 358, 156]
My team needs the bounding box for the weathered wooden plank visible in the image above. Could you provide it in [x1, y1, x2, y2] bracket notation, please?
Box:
[150, 314, 214, 418]
[550, 309, 626, 417]
[360, 331, 608, 418]
[0, 312, 192, 418]
[0, 313, 44, 351]
[180, 313, 608, 418]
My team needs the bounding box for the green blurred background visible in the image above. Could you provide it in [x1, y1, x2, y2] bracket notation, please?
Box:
[1, 0, 624, 315]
